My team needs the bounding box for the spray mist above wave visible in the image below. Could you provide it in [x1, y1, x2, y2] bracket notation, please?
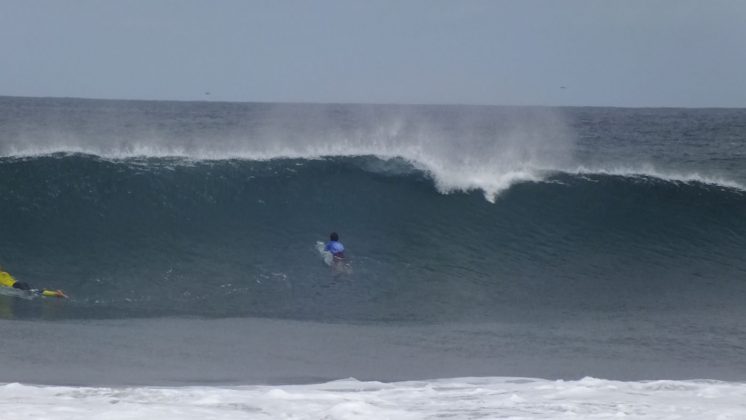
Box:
[5, 99, 742, 201]
[0, 103, 577, 202]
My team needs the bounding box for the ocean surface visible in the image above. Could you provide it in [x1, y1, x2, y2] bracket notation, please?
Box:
[0, 96, 745, 418]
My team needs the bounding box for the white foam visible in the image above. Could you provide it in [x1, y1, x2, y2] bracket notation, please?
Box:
[1, 377, 745, 420]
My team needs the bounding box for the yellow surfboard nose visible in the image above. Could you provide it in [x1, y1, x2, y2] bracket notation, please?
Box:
[41, 289, 68, 299]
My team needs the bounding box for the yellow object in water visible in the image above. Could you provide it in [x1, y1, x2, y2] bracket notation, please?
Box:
[41, 289, 67, 298]
[0, 271, 18, 288]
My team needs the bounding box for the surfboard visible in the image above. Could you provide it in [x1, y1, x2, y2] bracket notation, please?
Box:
[0, 286, 68, 299]
[39, 289, 68, 299]
[316, 241, 334, 266]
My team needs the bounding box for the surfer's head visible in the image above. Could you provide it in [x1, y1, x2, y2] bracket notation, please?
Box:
[330, 232, 339, 242]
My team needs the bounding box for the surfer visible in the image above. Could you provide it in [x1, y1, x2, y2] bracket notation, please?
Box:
[0, 266, 67, 298]
[324, 232, 345, 262]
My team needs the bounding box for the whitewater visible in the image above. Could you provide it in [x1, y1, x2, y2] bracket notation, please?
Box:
[3, 377, 746, 420]
[1, 97, 745, 419]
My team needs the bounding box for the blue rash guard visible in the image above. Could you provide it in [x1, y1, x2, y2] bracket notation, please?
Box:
[324, 241, 345, 258]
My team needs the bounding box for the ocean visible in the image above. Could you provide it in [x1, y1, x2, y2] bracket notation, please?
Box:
[0, 96, 745, 418]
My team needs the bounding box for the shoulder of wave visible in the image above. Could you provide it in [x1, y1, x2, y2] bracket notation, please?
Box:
[567, 166, 745, 192]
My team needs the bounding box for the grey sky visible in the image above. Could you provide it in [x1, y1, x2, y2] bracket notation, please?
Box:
[1, 0, 745, 107]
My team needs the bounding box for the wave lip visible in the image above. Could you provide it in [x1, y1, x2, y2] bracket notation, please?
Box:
[3, 151, 744, 204]
[0, 147, 564, 202]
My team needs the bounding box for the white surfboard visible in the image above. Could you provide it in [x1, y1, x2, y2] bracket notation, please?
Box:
[316, 241, 334, 266]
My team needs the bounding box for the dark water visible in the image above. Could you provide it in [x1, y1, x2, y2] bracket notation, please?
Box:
[0, 97, 745, 384]
[0, 154, 744, 322]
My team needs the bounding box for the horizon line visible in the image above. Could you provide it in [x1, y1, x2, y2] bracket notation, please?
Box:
[1, 93, 744, 111]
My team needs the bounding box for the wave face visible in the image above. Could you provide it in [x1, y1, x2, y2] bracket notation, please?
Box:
[0, 97, 745, 322]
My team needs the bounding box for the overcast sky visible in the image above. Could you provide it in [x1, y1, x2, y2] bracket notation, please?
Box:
[1, 0, 745, 107]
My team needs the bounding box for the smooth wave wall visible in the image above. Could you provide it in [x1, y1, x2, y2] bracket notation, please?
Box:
[1, 154, 744, 320]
